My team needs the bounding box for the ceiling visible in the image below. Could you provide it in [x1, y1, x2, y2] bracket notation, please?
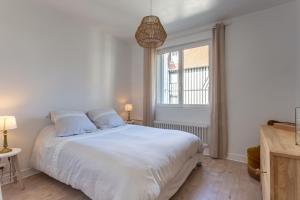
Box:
[40, 0, 293, 39]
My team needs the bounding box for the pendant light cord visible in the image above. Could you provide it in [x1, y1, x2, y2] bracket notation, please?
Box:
[150, 0, 153, 16]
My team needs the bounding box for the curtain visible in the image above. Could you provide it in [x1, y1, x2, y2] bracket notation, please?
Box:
[143, 48, 156, 126]
[210, 23, 228, 159]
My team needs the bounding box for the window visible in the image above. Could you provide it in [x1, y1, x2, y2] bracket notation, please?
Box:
[157, 42, 210, 106]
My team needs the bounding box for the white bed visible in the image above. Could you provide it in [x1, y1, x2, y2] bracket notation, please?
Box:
[31, 124, 202, 200]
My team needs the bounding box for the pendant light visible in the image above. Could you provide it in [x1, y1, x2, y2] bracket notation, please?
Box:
[135, 0, 167, 48]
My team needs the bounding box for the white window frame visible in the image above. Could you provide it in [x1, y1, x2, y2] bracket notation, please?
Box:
[156, 40, 212, 109]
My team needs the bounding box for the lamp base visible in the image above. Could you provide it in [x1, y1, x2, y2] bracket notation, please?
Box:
[0, 147, 12, 154]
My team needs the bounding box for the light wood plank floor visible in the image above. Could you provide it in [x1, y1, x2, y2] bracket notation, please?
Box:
[2, 157, 262, 200]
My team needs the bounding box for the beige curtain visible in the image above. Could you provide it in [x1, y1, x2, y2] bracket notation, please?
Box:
[210, 23, 228, 159]
[143, 48, 156, 126]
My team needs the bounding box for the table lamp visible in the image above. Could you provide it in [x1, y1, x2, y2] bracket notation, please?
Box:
[124, 104, 133, 121]
[0, 116, 17, 153]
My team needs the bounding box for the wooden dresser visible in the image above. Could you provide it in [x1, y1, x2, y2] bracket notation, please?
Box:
[260, 125, 300, 200]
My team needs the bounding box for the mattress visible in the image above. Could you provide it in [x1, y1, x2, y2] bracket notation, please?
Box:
[31, 124, 202, 200]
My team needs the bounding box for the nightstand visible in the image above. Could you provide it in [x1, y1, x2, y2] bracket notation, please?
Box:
[0, 148, 24, 189]
[126, 120, 143, 125]
[126, 120, 135, 124]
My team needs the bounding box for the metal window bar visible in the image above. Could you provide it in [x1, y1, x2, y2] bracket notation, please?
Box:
[183, 66, 209, 105]
[163, 66, 209, 105]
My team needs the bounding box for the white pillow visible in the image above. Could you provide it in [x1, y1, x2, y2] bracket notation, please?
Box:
[50, 111, 97, 137]
[87, 108, 125, 129]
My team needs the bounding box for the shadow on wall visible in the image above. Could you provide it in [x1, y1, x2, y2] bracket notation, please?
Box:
[89, 29, 131, 119]
[0, 0, 131, 171]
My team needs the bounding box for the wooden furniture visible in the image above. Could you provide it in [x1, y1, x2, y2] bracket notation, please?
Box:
[260, 125, 300, 200]
[273, 123, 296, 132]
[0, 148, 24, 190]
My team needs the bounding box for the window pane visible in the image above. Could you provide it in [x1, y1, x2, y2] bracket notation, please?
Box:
[159, 51, 179, 104]
[183, 45, 209, 105]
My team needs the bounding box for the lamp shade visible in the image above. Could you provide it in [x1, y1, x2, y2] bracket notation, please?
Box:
[0, 116, 17, 130]
[135, 15, 167, 48]
[125, 104, 133, 112]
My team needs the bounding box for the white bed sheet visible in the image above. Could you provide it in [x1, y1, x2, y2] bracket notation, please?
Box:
[31, 125, 202, 200]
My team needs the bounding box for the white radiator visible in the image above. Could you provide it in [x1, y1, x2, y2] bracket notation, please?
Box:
[153, 121, 209, 145]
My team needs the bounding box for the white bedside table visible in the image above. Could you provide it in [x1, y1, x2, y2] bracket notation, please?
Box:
[0, 148, 24, 189]
[126, 120, 143, 125]
[126, 120, 135, 124]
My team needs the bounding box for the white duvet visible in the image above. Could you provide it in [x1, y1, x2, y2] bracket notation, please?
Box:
[31, 125, 201, 200]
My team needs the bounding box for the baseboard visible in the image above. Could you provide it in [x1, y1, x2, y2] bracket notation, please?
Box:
[21, 168, 40, 178]
[1, 168, 40, 185]
[226, 153, 247, 163]
[203, 148, 247, 164]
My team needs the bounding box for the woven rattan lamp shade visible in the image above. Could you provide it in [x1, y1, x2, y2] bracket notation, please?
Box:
[135, 15, 167, 48]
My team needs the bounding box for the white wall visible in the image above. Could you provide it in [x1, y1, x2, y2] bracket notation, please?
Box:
[129, 1, 298, 162]
[226, 2, 297, 161]
[130, 44, 144, 120]
[0, 0, 131, 172]
[297, 0, 300, 104]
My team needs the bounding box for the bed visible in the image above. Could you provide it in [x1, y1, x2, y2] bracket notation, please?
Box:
[31, 124, 202, 200]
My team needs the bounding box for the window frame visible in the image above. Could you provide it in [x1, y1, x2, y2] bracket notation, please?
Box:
[156, 40, 212, 109]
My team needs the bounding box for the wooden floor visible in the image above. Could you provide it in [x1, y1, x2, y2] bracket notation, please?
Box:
[2, 157, 262, 200]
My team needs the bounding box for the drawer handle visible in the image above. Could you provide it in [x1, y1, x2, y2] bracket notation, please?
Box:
[260, 170, 267, 174]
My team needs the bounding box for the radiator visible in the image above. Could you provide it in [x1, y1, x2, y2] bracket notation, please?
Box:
[153, 120, 209, 145]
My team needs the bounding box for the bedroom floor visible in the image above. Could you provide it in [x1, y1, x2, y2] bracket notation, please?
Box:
[2, 157, 262, 200]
